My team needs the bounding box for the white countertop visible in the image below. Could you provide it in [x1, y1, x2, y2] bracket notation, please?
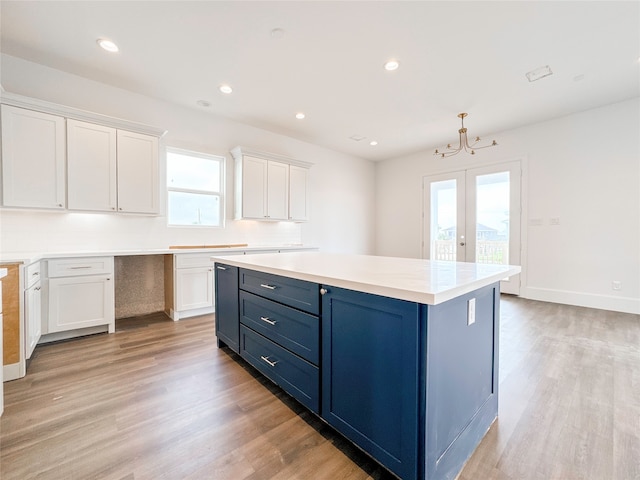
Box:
[0, 245, 316, 265]
[211, 252, 521, 305]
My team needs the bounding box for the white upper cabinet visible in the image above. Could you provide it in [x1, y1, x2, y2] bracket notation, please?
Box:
[1, 105, 66, 209]
[289, 165, 309, 222]
[232, 147, 311, 222]
[240, 155, 268, 219]
[1, 93, 165, 215]
[67, 122, 158, 214]
[67, 119, 118, 211]
[116, 130, 159, 214]
[266, 160, 289, 220]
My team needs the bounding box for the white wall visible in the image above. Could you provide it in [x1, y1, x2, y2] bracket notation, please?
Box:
[376, 98, 640, 314]
[0, 54, 376, 255]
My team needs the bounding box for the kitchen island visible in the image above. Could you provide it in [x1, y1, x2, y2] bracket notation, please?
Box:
[212, 252, 520, 480]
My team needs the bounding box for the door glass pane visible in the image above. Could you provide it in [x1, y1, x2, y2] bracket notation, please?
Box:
[475, 172, 509, 264]
[430, 180, 457, 261]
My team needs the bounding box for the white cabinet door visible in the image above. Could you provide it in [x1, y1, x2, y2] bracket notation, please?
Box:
[241, 156, 268, 219]
[48, 275, 114, 333]
[25, 282, 42, 359]
[116, 130, 159, 214]
[289, 165, 309, 221]
[1, 105, 66, 209]
[175, 267, 213, 311]
[67, 119, 117, 211]
[267, 161, 289, 220]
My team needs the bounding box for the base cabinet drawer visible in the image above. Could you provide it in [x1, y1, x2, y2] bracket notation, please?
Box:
[240, 290, 319, 365]
[240, 325, 319, 413]
[48, 257, 113, 278]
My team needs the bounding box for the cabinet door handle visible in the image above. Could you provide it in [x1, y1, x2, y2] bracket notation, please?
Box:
[260, 316, 277, 326]
[260, 284, 277, 290]
[260, 355, 278, 367]
[216, 266, 227, 270]
[70, 266, 92, 269]
[320, 288, 328, 295]
[32, 272, 40, 276]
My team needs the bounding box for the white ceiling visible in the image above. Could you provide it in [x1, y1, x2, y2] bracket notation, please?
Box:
[1, 1, 639, 161]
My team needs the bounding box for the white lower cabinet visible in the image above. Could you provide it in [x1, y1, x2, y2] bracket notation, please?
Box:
[47, 257, 115, 335]
[176, 266, 213, 311]
[170, 253, 217, 321]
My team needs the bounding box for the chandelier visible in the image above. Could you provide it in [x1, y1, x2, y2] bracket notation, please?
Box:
[434, 113, 497, 158]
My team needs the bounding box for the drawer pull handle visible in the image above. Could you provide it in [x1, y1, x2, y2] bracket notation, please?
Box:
[70, 266, 92, 269]
[260, 284, 277, 290]
[32, 272, 40, 276]
[260, 355, 278, 367]
[260, 316, 277, 326]
[216, 266, 227, 270]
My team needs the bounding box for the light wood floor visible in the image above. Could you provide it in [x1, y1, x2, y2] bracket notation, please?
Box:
[1, 297, 638, 480]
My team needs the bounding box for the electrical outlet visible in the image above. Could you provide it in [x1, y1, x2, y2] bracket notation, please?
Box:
[467, 298, 476, 325]
[550, 217, 560, 225]
[612, 281, 622, 291]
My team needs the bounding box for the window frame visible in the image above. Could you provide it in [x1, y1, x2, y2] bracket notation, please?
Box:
[166, 146, 225, 228]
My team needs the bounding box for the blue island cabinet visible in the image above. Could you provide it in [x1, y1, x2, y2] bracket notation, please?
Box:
[214, 263, 239, 353]
[214, 261, 503, 480]
[321, 283, 500, 480]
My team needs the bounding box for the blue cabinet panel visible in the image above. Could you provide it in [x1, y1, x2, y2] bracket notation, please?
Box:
[214, 263, 239, 353]
[240, 325, 320, 413]
[240, 290, 319, 365]
[321, 286, 424, 480]
[425, 283, 500, 480]
[239, 268, 319, 315]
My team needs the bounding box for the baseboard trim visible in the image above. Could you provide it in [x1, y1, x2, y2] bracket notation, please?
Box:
[520, 287, 639, 314]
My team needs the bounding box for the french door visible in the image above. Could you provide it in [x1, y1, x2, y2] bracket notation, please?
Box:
[423, 161, 521, 295]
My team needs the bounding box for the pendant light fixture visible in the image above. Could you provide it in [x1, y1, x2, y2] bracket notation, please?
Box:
[434, 113, 497, 158]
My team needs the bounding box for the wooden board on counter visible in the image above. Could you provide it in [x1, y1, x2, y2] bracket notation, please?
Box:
[169, 244, 248, 250]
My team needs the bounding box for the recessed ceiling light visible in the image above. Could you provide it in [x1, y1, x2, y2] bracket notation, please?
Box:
[97, 38, 119, 53]
[196, 100, 211, 107]
[369, 141, 378, 146]
[384, 59, 400, 71]
[295, 112, 305, 119]
[349, 134, 366, 142]
[219, 84, 233, 94]
[525, 65, 553, 82]
[271, 28, 285, 40]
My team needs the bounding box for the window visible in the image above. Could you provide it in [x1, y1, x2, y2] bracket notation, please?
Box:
[166, 148, 224, 226]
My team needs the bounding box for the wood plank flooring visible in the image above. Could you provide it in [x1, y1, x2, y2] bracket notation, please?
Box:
[1, 296, 638, 480]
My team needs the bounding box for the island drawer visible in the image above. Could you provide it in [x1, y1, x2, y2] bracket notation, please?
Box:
[240, 291, 319, 365]
[240, 325, 319, 413]
[239, 268, 319, 315]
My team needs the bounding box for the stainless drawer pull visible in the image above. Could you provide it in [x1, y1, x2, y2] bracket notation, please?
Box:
[260, 284, 277, 290]
[216, 266, 227, 270]
[70, 266, 92, 269]
[260, 355, 278, 367]
[260, 316, 277, 326]
[32, 272, 40, 276]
